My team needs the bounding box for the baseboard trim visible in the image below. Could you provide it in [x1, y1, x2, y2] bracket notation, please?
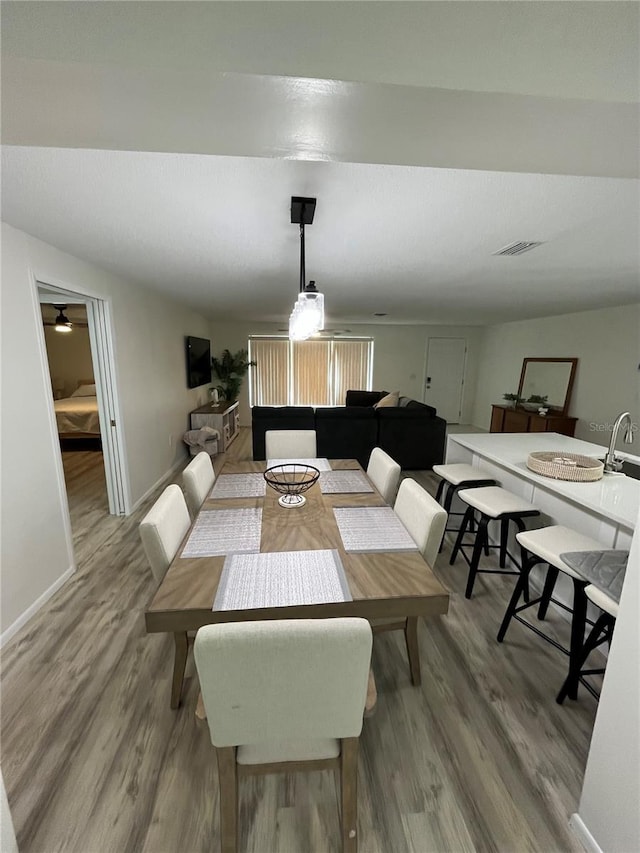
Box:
[570, 814, 603, 853]
[130, 455, 187, 514]
[0, 565, 75, 649]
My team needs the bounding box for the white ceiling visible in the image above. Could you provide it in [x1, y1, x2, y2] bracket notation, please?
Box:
[2, 2, 639, 326]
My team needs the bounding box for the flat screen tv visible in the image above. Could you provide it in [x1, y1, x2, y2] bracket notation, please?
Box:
[185, 336, 212, 389]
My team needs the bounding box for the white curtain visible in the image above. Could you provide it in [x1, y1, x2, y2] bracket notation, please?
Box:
[249, 337, 372, 406]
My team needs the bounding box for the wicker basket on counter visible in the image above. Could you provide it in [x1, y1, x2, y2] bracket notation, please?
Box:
[527, 451, 604, 482]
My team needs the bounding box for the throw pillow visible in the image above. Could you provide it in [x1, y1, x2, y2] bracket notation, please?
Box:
[374, 391, 400, 409]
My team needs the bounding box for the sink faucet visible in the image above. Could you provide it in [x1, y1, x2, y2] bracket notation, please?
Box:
[603, 412, 634, 473]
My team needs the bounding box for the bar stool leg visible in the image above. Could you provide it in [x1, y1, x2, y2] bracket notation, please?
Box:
[563, 579, 589, 701]
[450, 506, 473, 564]
[537, 566, 559, 620]
[497, 554, 534, 642]
[438, 483, 455, 553]
[557, 612, 612, 704]
[499, 517, 510, 568]
[442, 483, 455, 514]
[465, 515, 489, 599]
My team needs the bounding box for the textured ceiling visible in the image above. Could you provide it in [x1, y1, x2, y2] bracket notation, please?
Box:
[2, 2, 639, 325]
[4, 147, 638, 325]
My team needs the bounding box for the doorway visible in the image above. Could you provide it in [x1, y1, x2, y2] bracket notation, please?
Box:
[40, 300, 110, 539]
[424, 337, 467, 423]
[36, 284, 129, 519]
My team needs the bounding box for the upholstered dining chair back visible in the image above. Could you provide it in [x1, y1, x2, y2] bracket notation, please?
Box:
[394, 478, 447, 567]
[195, 618, 372, 759]
[367, 447, 401, 504]
[265, 429, 317, 460]
[139, 484, 191, 583]
[196, 619, 372, 852]
[183, 451, 216, 518]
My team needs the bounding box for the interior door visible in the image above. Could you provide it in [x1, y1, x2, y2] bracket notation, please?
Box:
[424, 338, 467, 423]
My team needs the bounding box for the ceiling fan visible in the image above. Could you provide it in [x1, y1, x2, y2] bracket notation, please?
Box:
[42, 304, 88, 331]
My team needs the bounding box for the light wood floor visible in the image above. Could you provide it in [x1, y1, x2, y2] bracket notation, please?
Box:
[1, 428, 600, 853]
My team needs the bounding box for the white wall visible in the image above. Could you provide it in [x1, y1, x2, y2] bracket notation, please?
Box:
[1, 222, 211, 642]
[43, 320, 94, 399]
[209, 320, 483, 427]
[572, 509, 640, 852]
[471, 303, 640, 447]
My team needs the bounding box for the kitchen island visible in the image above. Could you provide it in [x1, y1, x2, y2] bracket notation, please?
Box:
[446, 432, 638, 549]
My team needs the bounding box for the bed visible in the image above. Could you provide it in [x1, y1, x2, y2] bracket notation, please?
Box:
[54, 380, 101, 439]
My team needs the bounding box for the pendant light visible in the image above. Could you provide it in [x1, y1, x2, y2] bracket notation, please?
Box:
[289, 197, 325, 341]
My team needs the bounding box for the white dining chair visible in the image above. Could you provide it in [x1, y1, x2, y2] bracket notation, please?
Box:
[366, 447, 401, 504]
[371, 478, 447, 686]
[194, 618, 373, 853]
[139, 483, 193, 707]
[183, 451, 216, 518]
[394, 478, 448, 567]
[139, 484, 191, 583]
[265, 429, 317, 460]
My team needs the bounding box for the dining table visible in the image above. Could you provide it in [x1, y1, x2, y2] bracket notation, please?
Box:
[145, 458, 450, 708]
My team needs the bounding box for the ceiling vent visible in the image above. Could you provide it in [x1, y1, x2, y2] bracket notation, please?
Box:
[493, 241, 544, 256]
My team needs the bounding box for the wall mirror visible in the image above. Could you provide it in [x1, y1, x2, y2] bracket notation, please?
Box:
[517, 358, 578, 414]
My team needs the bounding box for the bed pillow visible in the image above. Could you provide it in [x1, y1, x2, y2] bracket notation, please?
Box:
[374, 391, 400, 409]
[71, 383, 96, 397]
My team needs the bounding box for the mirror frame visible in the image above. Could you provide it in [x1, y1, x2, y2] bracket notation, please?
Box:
[517, 358, 578, 415]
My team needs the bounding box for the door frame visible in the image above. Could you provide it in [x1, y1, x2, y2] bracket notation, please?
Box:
[34, 278, 130, 516]
[423, 336, 468, 424]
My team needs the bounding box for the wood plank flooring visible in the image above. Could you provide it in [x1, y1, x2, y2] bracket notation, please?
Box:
[1, 429, 600, 852]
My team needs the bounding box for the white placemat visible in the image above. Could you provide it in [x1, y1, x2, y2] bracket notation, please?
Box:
[213, 549, 352, 611]
[181, 508, 262, 557]
[334, 507, 417, 552]
[320, 470, 374, 494]
[209, 473, 266, 499]
[266, 457, 332, 471]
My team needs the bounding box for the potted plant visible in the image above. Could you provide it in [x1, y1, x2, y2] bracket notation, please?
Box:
[523, 394, 549, 411]
[211, 348, 256, 402]
[502, 392, 523, 408]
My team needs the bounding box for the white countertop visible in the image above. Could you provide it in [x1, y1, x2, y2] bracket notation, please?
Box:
[447, 432, 639, 530]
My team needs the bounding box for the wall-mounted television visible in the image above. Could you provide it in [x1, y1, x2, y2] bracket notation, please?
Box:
[185, 336, 212, 389]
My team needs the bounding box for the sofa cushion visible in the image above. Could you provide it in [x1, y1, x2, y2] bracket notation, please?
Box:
[405, 399, 437, 416]
[374, 391, 400, 409]
[315, 407, 378, 468]
[345, 390, 387, 407]
[251, 406, 315, 460]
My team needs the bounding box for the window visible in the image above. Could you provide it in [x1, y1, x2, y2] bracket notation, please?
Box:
[249, 337, 373, 407]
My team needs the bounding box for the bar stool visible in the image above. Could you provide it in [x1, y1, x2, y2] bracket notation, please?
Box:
[449, 486, 540, 598]
[432, 463, 497, 549]
[496, 525, 607, 700]
[555, 548, 627, 704]
[556, 585, 618, 704]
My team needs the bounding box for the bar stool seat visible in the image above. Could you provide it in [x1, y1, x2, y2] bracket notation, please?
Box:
[516, 526, 604, 579]
[585, 584, 619, 618]
[433, 465, 497, 552]
[497, 525, 608, 703]
[433, 463, 495, 487]
[458, 486, 537, 518]
[449, 486, 539, 599]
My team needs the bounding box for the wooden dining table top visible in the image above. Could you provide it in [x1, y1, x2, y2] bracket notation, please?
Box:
[145, 459, 449, 634]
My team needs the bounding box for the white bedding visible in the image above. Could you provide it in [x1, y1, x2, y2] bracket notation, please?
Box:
[54, 395, 101, 435]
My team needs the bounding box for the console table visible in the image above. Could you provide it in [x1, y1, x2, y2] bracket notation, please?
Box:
[190, 401, 239, 452]
[490, 404, 577, 437]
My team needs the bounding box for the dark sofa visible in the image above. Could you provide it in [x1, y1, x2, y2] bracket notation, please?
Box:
[252, 390, 446, 470]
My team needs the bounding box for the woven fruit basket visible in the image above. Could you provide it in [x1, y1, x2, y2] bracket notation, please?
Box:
[527, 452, 604, 482]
